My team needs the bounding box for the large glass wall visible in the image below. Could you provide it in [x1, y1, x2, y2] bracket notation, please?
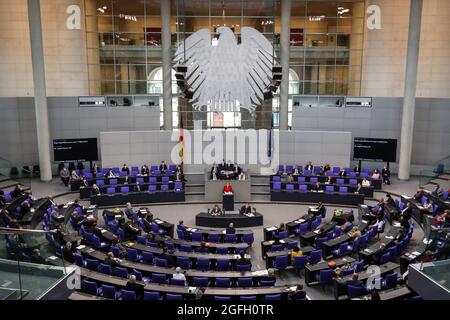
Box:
[85, 0, 364, 129]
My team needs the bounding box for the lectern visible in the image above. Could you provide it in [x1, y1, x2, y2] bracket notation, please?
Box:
[223, 193, 234, 211]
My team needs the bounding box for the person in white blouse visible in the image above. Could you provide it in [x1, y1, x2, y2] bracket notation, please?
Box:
[361, 177, 371, 187]
[172, 267, 186, 285]
[238, 171, 246, 181]
[293, 165, 300, 175]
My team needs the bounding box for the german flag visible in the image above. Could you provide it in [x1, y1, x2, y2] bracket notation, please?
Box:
[179, 115, 184, 166]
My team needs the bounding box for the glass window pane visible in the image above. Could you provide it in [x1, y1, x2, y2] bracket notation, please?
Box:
[113, 0, 144, 16]
[211, 0, 242, 16]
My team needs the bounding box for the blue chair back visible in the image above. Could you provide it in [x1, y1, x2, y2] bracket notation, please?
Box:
[217, 259, 230, 271]
[215, 278, 231, 288]
[144, 292, 160, 300]
[194, 277, 209, 287]
[120, 289, 136, 300]
[238, 277, 253, 287]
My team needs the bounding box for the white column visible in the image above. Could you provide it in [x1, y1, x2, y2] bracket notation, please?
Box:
[279, 0, 291, 130]
[398, 0, 423, 180]
[161, 0, 173, 130]
[27, 0, 52, 181]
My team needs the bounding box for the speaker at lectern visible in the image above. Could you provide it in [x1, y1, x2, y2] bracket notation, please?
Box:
[222, 182, 234, 211]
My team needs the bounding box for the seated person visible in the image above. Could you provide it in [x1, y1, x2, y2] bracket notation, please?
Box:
[172, 267, 186, 285]
[141, 165, 149, 175]
[195, 241, 210, 254]
[400, 202, 413, 221]
[11, 185, 23, 198]
[289, 284, 306, 300]
[159, 161, 168, 173]
[278, 222, 286, 232]
[238, 171, 246, 181]
[287, 174, 294, 182]
[384, 194, 395, 206]
[394, 229, 406, 244]
[353, 164, 361, 173]
[91, 184, 100, 196]
[240, 203, 252, 215]
[104, 251, 121, 268]
[315, 227, 326, 238]
[210, 164, 218, 180]
[413, 189, 423, 202]
[372, 169, 380, 180]
[311, 181, 322, 191]
[105, 169, 116, 178]
[177, 220, 186, 233]
[71, 170, 81, 181]
[348, 226, 362, 239]
[225, 222, 236, 234]
[134, 181, 142, 192]
[121, 164, 130, 175]
[361, 177, 371, 187]
[235, 251, 251, 268]
[226, 160, 234, 171]
[325, 176, 333, 184]
[424, 199, 436, 215]
[340, 218, 352, 230]
[123, 220, 140, 241]
[259, 268, 276, 284]
[323, 163, 331, 173]
[291, 246, 303, 264]
[433, 210, 449, 226]
[175, 166, 184, 181]
[123, 202, 135, 220]
[219, 159, 226, 171]
[346, 273, 364, 287]
[368, 216, 385, 233]
[382, 166, 390, 185]
[125, 275, 145, 300]
[211, 204, 222, 216]
[50, 207, 64, 224]
[316, 202, 326, 217]
[223, 182, 233, 194]
[305, 161, 313, 171]
[293, 165, 301, 175]
[338, 168, 347, 177]
[234, 162, 242, 176]
[62, 242, 75, 263]
[30, 249, 46, 264]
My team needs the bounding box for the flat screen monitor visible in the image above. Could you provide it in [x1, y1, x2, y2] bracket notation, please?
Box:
[353, 138, 397, 162]
[53, 138, 99, 162]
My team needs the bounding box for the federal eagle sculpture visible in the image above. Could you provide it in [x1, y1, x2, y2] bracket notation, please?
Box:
[174, 26, 281, 113]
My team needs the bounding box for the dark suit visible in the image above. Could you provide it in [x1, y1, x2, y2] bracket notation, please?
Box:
[125, 281, 145, 300]
[159, 164, 168, 172]
[123, 223, 139, 241]
[401, 207, 413, 221]
[91, 187, 100, 196]
[305, 165, 313, 171]
[121, 167, 130, 175]
[240, 206, 252, 215]
[339, 171, 347, 177]
[226, 227, 236, 234]
[236, 257, 251, 267]
[104, 256, 120, 268]
[62, 247, 74, 263]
